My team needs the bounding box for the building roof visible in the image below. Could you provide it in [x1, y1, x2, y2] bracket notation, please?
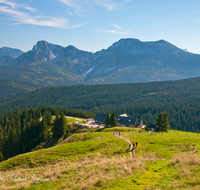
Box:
[116, 117, 137, 125]
[94, 114, 106, 121]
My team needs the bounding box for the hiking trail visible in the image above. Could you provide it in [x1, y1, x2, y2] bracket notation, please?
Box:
[114, 133, 135, 158]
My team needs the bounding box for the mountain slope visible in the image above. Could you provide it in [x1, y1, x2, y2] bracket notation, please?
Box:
[82, 39, 200, 83]
[0, 63, 78, 86]
[0, 78, 39, 96]
[1, 38, 200, 86]
[0, 56, 14, 67]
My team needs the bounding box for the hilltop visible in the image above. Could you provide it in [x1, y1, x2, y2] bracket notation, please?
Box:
[0, 129, 200, 189]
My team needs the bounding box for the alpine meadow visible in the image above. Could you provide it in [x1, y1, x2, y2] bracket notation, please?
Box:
[1, 0, 200, 189]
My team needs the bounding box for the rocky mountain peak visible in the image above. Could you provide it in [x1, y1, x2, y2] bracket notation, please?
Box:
[31, 41, 64, 62]
[32, 41, 63, 53]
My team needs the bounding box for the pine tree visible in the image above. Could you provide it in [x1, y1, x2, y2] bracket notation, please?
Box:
[110, 112, 117, 127]
[59, 112, 67, 137]
[41, 116, 48, 141]
[155, 112, 170, 132]
[105, 112, 110, 127]
[53, 112, 68, 139]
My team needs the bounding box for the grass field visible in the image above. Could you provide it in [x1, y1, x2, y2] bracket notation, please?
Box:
[51, 116, 86, 125]
[1, 129, 200, 189]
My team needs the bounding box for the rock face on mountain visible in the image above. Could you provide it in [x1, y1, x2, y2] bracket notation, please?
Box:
[0, 47, 24, 58]
[11, 41, 64, 66]
[0, 38, 200, 86]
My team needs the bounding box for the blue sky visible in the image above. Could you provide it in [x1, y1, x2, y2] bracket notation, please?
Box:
[0, 0, 200, 54]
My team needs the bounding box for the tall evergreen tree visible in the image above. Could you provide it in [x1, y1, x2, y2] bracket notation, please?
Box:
[155, 112, 170, 132]
[105, 112, 110, 127]
[59, 112, 67, 138]
[40, 116, 48, 141]
[53, 112, 68, 139]
[110, 112, 117, 127]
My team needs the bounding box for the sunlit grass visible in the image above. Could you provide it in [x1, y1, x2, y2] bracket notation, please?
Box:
[1, 130, 200, 189]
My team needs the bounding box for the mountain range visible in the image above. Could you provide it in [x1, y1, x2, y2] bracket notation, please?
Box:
[0, 38, 200, 86]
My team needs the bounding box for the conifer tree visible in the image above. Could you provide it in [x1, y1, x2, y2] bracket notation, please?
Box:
[59, 112, 67, 137]
[105, 112, 110, 127]
[155, 112, 170, 132]
[110, 112, 117, 127]
[53, 112, 68, 139]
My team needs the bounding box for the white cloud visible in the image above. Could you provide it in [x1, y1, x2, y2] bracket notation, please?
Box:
[191, 10, 200, 14]
[59, 0, 130, 15]
[0, 0, 87, 28]
[109, 23, 121, 30]
[25, 7, 36, 12]
[97, 23, 130, 35]
[0, 0, 17, 9]
[98, 29, 130, 35]
[94, 0, 119, 10]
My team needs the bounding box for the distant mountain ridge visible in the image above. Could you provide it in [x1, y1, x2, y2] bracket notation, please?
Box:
[0, 47, 24, 58]
[0, 38, 200, 86]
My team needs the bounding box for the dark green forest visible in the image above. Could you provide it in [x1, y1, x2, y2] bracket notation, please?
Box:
[0, 77, 200, 133]
[0, 106, 94, 162]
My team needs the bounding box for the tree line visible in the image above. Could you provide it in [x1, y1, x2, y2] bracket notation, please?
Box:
[0, 106, 95, 162]
[105, 111, 117, 127]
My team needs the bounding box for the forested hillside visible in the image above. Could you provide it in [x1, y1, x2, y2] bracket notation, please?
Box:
[0, 106, 94, 161]
[0, 77, 200, 132]
[0, 78, 39, 96]
[1, 77, 200, 113]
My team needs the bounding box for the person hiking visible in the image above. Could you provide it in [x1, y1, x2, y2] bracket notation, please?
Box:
[119, 131, 121, 137]
[135, 141, 138, 148]
[132, 142, 135, 151]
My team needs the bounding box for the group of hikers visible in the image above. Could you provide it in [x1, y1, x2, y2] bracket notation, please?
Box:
[113, 130, 138, 152]
[130, 141, 138, 151]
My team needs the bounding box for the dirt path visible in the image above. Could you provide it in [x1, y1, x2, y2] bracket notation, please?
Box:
[114, 133, 135, 158]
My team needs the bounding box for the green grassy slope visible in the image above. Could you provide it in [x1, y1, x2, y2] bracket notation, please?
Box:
[1, 129, 200, 189]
